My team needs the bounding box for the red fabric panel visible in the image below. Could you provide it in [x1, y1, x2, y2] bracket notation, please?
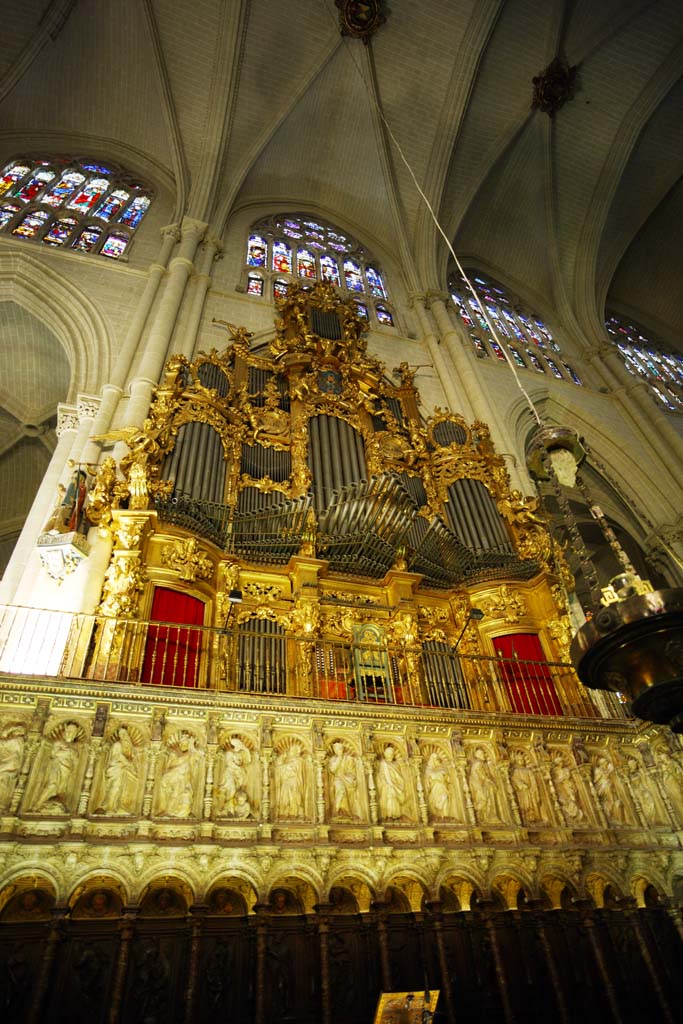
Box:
[493, 633, 563, 716]
[141, 587, 205, 688]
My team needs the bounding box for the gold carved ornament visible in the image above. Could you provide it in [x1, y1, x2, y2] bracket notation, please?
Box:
[161, 538, 213, 583]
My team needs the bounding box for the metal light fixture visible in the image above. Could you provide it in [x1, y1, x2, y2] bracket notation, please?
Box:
[454, 608, 484, 651]
[527, 426, 683, 732]
[228, 588, 243, 604]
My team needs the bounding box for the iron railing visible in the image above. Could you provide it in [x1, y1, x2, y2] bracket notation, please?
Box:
[0, 604, 630, 720]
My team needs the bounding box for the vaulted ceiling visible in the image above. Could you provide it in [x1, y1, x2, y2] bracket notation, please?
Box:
[1, 0, 680, 340]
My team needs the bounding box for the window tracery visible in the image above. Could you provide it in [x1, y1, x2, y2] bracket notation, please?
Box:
[605, 312, 683, 412]
[244, 214, 395, 327]
[448, 271, 581, 386]
[0, 157, 153, 259]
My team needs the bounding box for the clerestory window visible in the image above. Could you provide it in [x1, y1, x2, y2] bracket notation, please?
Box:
[605, 312, 683, 412]
[0, 156, 153, 260]
[244, 213, 395, 328]
[448, 270, 582, 386]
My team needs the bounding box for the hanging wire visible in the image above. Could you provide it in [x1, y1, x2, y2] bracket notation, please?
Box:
[328, 6, 544, 427]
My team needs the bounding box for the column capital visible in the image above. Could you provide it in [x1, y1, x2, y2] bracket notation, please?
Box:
[180, 217, 208, 242]
[56, 403, 79, 436]
[423, 290, 450, 309]
[76, 393, 101, 421]
[160, 223, 181, 243]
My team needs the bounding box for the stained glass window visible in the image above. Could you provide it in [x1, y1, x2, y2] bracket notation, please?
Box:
[67, 177, 109, 212]
[96, 189, 129, 221]
[355, 302, 369, 320]
[42, 171, 85, 208]
[247, 273, 264, 296]
[100, 233, 129, 259]
[247, 234, 267, 267]
[12, 210, 50, 239]
[343, 258, 363, 291]
[365, 266, 386, 298]
[606, 311, 683, 411]
[0, 164, 30, 197]
[246, 214, 389, 320]
[15, 170, 55, 203]
[449, 270, 581, 386]
[297, 248, 316, 279]
[273, 279, 289, 300]
[272, 240, 292, 274]
[0, 157, 152, 258]
[72, 226, 102, 253]
[471, 335, 487, 357]
[320, 254, 340, 285]
[42, 217, 78, 246]
[119, 194, 150, 229]
[0, 204, 20, 229]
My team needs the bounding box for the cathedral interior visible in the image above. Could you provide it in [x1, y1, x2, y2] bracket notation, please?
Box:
[1, 2, 683, 1022]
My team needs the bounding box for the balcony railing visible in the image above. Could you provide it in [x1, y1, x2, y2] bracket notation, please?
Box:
[0, 604, 630, 721]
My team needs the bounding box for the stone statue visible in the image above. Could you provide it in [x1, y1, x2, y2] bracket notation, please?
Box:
[626, 756, 668, 826]
[0, 723, 26, 812]
[274, 741, 309, 819]
[424, 750, 452, 820]
[33, 721, 81, 813]
[593, 756, 629, 825]
[156, 731, 202, 818]
[510, 749, 543, 825]
[654, 751, 683, 823]
[94, 726, 141, 815]
[215, 735, 252, 817]
[327, 740, 360, 819]
[42, 469, 88, 534]
[468, 746, 503, 823]
[550, 750, 584, 822]
[376, 744, 407, 821]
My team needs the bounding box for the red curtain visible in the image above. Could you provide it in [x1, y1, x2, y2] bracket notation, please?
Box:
[493, 633, 563, 716]
[141, 588, 205, 688]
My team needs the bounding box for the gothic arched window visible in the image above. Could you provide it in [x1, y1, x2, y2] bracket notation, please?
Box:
[244, 213, 395, 328]
[0, 156, 153, 259]
[448, 270, 582, 387]
[605, 312, 683, 412]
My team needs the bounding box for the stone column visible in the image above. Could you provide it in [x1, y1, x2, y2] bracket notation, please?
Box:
[429, 295, 527, 491]
[177, 235, 223, 360]
[0, 405, 79, 602]
[423, 900, 456, 1024]
[478, 901, 515, 1024]
[183, 904, 207, 1023]
[314, 903, 332, 1024]
[370, 901, 392, 990]
[572, 900, 622, 1023]
[411, 296, 472, 419]
[587, 343, 683, 492]
[253, 902, 269, 1024]
[80, 225, 180, 467]
[27, 907, 69, 1023]
[123, 217, 207, 431]
[526, 900, 570, 1024]
[108, 909, 138, 1023]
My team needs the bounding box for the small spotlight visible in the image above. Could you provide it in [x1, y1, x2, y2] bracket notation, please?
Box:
[228, 589, 243, 604]
[469, 608, 485, 621]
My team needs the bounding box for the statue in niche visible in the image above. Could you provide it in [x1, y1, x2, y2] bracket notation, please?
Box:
[0, 722, 26, 812]
[593, 755, 631, 825]
[327, 740, 361, 819]
[94, 725, 141, 815]
[274, 740, 309, 820]
[376, 744, 408, 821]
[654, 750, 683, 823]
[156, 730, 202, 818]
[32, 721, 82, 814]
[550, 750, 584, 822]
[423, 749, 452, 820]
[214, 735, 254, 818]
[626, 756, 669, 825]
[510, 749, 544, 825]
[468, 746, 503, 824]
[130, 943, 171, 1020]
[2, 888, 53, 921]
